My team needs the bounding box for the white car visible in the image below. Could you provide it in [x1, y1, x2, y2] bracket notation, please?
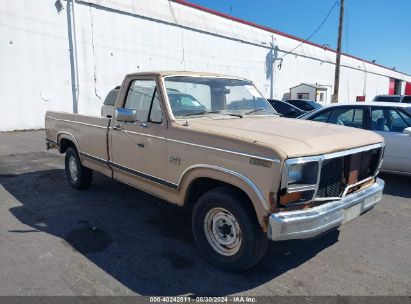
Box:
[299, 102, 411, 175]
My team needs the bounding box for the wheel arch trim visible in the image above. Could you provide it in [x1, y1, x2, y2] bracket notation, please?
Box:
[178, 164, 269, 211]
[57, 131, 80, 153]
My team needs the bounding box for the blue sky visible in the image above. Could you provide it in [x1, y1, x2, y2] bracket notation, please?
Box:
[186, 0, 411, 75]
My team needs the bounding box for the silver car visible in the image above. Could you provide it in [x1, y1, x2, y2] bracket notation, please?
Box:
[300, 102, 411, 175]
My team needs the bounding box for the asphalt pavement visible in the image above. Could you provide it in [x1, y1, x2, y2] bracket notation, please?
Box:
[0, 130, 410, 296]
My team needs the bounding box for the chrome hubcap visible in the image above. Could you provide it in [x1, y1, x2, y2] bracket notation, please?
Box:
[68, 156, 78, 182]
[204, 207, 242, 256]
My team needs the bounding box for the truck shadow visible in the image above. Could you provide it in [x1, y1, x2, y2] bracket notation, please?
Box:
[2, 169, 339, 296]
[379, 172, 411, 199]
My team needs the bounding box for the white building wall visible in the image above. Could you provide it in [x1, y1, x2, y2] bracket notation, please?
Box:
[0, 0, 73, 131]
[1, 0, 410, 131]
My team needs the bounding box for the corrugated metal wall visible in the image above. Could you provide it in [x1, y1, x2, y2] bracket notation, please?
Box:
[1, 0, 410, 131]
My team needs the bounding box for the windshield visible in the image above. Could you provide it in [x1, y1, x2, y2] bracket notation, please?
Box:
[164, 76, 276, 118]
[307, 100, 322, 109]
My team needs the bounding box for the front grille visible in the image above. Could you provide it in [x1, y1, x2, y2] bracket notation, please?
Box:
[316, 147, 382, 198]
[317, 158, 344, 197]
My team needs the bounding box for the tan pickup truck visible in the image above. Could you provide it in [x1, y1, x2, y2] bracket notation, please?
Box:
[45, 71, 385, 271]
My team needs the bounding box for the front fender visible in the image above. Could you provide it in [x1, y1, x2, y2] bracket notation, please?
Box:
[178, 164, 270, 231]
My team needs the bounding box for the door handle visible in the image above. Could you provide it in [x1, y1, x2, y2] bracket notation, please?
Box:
[137, 143, 145, 148]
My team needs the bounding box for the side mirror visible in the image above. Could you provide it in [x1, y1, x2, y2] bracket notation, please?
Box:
[403, 127, 411, 136]
[115, 108, 137, 123]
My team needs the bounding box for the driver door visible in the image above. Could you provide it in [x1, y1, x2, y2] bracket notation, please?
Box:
[370, 107, 411, 173]
[110, 77, 170, 196]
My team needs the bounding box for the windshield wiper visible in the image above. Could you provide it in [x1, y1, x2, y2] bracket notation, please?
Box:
[185, 110, 221, 117]
[218, 112, 243, 118]
[185, 110, 243, 118]
[243, 108, 272, 116]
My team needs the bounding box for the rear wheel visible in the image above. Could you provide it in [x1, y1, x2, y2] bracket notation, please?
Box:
[192, 187, 268, 272]
[65, 147, 93, 190]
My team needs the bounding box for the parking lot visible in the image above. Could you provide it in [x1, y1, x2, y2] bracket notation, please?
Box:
[0, 130, 410, 296]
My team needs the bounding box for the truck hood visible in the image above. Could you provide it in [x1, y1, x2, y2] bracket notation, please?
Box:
[183, 116, 384, 159]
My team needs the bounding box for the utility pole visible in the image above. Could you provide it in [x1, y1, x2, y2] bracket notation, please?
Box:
[332, 0, 344, 103]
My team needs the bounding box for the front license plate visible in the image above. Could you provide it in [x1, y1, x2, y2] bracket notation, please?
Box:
[342, 203, 362, 224]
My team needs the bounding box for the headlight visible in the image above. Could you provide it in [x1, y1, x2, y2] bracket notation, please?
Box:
[280, 158, 321, 207]
[282, 159, 321, 188]
[288, 163, 304, 184]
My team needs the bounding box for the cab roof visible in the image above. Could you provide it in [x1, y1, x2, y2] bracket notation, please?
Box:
[125, 70, 248, 80]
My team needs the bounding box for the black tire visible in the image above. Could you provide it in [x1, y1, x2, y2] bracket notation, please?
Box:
[192, 187, 268, 272]
[65, 147, 93, 190]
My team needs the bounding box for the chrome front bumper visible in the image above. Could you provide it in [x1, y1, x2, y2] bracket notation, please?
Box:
[268, 178, 384, 241]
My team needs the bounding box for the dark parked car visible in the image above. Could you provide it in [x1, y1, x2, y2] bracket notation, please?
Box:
[373, 95, 411, 103]
[267, 99, 306, 118]
[286, 99, 322, 111]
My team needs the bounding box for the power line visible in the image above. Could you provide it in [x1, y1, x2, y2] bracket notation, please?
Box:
[278, 0, 340, 68]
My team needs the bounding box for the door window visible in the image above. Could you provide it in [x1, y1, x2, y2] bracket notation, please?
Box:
[371, 107, 410, 132]
[388, 109, 408, 132]
[124, 80, 163, 123]
[311, 110, 331, 122]
[328, 108, 364, 128]
[311, 108, 364, 128]
[149, 91, 163, 123]
[398, 110, 411, 125]
[352, 109, 365, 128]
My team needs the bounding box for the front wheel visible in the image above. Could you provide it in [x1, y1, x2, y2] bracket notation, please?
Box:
[65, 147, 93, 190]
[192, 187, 268, 272]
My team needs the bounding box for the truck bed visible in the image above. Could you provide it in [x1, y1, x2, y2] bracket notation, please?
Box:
[45, 111, 112, 176]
